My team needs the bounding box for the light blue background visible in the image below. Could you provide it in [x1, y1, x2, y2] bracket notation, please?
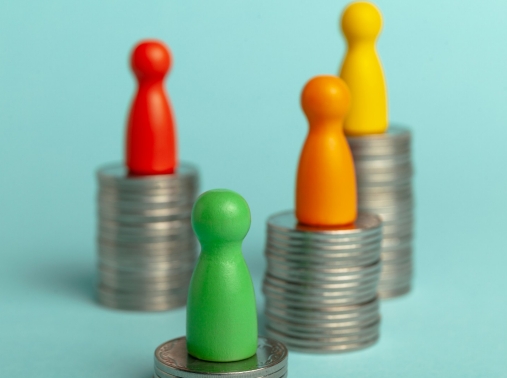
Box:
[1, 0, 506, 377]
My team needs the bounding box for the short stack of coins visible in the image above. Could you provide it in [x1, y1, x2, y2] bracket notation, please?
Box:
[96, 162, 199, 311]
[263, 211, 383, 353]
[347, 126, 414, 298]
[154, 337, 288, 378]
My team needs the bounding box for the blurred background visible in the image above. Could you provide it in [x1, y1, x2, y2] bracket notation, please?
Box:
[1, 0, 506, 376]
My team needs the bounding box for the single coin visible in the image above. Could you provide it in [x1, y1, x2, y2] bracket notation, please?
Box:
[267, 211, 382, 238]
[97, 294, 187, 312]
[154, 337, 288, 378]
[97, 162, 199, 190]
[265, 326, 379, 353]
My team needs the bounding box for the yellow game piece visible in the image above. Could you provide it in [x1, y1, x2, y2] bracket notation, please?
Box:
[296, 75, 357, 226]
[339, 1, 388, 135]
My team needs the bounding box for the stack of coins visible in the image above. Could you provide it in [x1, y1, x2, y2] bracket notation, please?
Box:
[263, 211, 382, 353]
[154, 337, 288, 378]
[347, 126, 414, 298]
[96, 162, 199, 311]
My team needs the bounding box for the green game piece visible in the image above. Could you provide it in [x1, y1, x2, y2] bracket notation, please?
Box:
[186, 189, 258, 362]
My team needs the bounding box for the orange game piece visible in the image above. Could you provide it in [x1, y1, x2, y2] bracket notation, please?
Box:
[295, 75, 357, 226]
[126, 40, 178, 175]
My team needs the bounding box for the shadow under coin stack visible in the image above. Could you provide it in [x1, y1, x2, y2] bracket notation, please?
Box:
[96, 163, 199, 311]
[347, 127, 414, 298]
[263, 75, 383, 353]
[95, 40, 200, 311]
[263, 211, 382, 353]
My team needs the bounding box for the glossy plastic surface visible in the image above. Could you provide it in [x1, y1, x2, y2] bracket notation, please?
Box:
[126, 40, 178, 175]
[296, 76, 357, 226]
[339, 2, 388, 135]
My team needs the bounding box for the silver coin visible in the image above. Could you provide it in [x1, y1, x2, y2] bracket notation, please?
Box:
[98, 226, 194, 239]
[350, 144, 410, 157]
[381, 253, 412, 265]
[98, 231, 195, 244]
[358, 180, 412, 192]
[98, 284, 188, 298]
[98, 199, 194, 213]
[97, 294, 187, 312]
[99, 191, 195, 205]
[99, 187, 196, 200]
[267, 211, 382, 238]
[381, 250, 412, 263]
[265, 271, 380, 290]
[378, 285, 411, 299]
[98, 251, 197, 264]
[97, 287, 188, 300]
[98, 270, 192, 284]
[154, 368, 289, 378]
[265, 248, 379, 268]
[263, 289, 377, 308]
[267, 235, 383, 252]
[265, 296, 379, 318]
[266, 241, 381, 257]
[381, 255, 412, 267]
[267, 233, 383, 250]
[266, 327, 379, 349]
[263, 288, 373, 308]
[265, 304, 379, 325]
[98, 220, 193, 233]
[266, 261, 381, 283]
[265, 305, 379, 326]
[99, 204, 193, 217]
[382, 229, 413, 240]
[378, 274, 412, 286]
[358, 198, 413, 208]
[348, 126, 410, 143]
[358, 185, 412, 195]
[263, 281, 377, 306]
[265, 310, 380, 331]
[264, 313, 380, 333]
[98, 257, 195, 269]
[99, 254, 196, 269]
[265, 317, 379, 340]
[99, 237, 197, 251]
[97, 266, 194, 281]
[99, 183, 197, 195]
[355, 164, 412, 177]
[154, 336, 288, 378]
[356, 171, 412, 184]
[97, 161, 198, 188]
[379, 215, 414, 227]
[266, 295, 378, 313]
[380, 272, 412, 284]
[98, 279, 191, 292]
[353, 153, 411, 164]
[99, 264, 194, 279]
[265, 326, 379, 352]
[379, 278, 412, 290]
[154, 368, 288, 378]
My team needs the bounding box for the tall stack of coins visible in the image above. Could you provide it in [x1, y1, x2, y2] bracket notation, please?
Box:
[153, 337, 288, 378]
[263, 211, 383, 353]
[347, 126, 414, 298]
[96, 162, 199, 311]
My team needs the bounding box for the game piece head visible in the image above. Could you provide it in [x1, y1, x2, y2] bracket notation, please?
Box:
[341, 2, 382, 41]
[131, 40, 172, 81]
[301, 75, 351, 124]
[192, 189, 251, 245]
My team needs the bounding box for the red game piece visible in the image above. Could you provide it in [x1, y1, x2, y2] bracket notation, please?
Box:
[126, 40, 177, 175]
